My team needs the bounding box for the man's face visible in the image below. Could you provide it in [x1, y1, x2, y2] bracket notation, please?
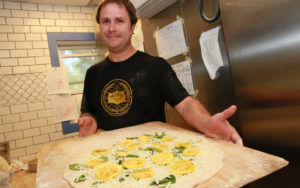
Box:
[99, 3, 135, 53]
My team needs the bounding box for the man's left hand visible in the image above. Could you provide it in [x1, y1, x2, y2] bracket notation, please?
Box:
[203, 105, 243, 145]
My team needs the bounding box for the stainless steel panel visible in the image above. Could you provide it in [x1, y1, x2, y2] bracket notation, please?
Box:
[141, 0, 240, 131]
[220, 0, 300, 147]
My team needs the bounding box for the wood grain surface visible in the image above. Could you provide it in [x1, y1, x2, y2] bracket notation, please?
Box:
[36, 122, 288, 188]
[11, 171, 36, 188]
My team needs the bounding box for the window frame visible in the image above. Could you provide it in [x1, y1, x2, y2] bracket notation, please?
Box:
[47, 32, 95, 134]
[58, 42, 105, 94]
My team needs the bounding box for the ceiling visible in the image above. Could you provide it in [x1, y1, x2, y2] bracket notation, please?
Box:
[4, 0, 101, 6]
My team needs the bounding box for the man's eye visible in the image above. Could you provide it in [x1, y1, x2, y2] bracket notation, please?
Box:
[101, 20, 109, 24]
[116, 19, 124, 23]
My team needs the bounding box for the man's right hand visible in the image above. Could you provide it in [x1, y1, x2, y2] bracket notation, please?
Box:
[78, 115, 98, 137]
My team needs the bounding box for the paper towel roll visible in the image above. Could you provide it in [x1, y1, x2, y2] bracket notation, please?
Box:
[0, 156, 11, 185]
[0, 156, 10, 173]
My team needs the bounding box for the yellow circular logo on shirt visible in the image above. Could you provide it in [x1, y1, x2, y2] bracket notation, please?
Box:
[101, 79, 132, 116]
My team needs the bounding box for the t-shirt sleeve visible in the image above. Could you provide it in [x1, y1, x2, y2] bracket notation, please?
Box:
[80, 68, 95, 115]
[158, 58, 190, 107]
[80, 93, 90, 113]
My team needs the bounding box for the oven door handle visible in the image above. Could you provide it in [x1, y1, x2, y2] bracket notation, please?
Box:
[199, 0, 221, 23]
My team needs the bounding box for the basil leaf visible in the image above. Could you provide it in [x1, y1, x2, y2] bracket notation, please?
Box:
[150, 175, 176, 186]
[126, 154, 139, 158]
[91, 181, 101, 187]
[126, 137, 138, 140]
[159, 175, 176, 184]
[119, 178, 125, 182]
[143, 147, 162, 154]
[153, 132, 166, 139]
[74, 174, 86, 183]
[172, 146, 186, 157]
[159, 177, 171, 184]
[100, 156, 108, 161]
[69, 163, 81, 171]
[178, 146, 186, 153]
[92, 182, 99, 185]
[169, 175, 176, 184]
[172, 152, 179, 157]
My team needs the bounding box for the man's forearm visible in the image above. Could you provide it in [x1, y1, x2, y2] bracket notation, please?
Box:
[174, 96, 211, 133]
[175, 96, 243, 145]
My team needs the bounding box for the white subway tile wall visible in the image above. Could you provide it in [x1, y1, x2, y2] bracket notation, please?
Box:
[0, 134, 4, 142]
[0, 34, 8, 41]
[0, 107, 10, 115]
[15, 41, 32, 49]
[0, 0, 95, 161]
[0, 123, 13, 133]
[4, 1, 21, 10]
[21, 3, 37, 11]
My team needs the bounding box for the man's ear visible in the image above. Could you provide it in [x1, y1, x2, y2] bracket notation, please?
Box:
[131, 23, 137, 33]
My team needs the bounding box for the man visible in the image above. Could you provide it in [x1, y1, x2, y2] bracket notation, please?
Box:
[78, 0, 243, 145]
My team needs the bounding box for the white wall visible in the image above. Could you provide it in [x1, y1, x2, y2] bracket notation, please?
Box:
[0, 0, 96, 161]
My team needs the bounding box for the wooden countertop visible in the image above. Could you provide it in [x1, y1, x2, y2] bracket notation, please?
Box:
[8, 171, 36, 188]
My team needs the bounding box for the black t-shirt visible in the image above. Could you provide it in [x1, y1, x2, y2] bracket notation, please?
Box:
[81, 51, 189, 130]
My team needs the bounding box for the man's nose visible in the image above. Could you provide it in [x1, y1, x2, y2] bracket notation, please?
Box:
[108, 22, 116, 31]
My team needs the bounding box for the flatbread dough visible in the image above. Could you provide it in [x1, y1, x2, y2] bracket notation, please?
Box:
[63, 130, 223, 188]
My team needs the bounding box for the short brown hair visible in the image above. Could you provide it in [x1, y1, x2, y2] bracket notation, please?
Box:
[96, 0, 138, 25]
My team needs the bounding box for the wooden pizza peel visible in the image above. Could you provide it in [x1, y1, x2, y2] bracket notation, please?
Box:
[36, 122, 288, 188]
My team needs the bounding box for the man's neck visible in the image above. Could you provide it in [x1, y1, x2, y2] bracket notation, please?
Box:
[108, 45, 137, 62]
